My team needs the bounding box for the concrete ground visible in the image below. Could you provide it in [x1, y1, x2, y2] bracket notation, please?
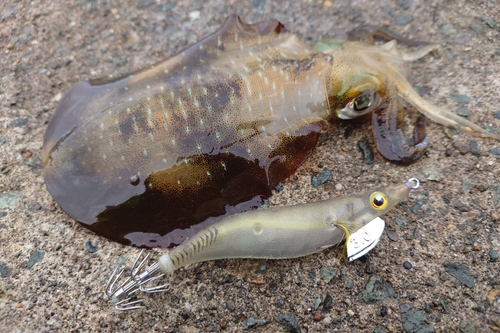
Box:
[0, 0, 499, 332]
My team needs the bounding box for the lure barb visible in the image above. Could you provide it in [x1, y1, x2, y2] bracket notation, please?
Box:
[106, 178, 419, 311]
[106, 250, 168, 310]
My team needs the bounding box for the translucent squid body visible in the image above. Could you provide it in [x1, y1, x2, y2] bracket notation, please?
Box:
[42, 15, 498, 248]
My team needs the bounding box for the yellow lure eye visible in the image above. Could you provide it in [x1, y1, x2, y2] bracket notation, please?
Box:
[370, 191, 388, 210]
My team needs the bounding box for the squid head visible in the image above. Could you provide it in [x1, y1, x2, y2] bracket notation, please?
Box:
[315, 39, 499, 164]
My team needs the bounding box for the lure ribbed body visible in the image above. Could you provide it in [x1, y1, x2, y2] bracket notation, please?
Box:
[158, 181, 411, 273]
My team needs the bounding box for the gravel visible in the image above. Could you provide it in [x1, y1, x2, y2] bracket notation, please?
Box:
[1, 1, 499, 332]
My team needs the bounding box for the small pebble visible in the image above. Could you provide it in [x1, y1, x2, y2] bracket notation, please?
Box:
[481, 16, 497, 28]
[36, 106, 48, 117]
[456, 107, 470, 117]
[489, 148, 500, 157]
[357, 136, 374, 164]
[398, 0, 412, 9]
[9, 94, 19, 106]
[462, 179, 473, 192]
[85, 241, 99, 253]
[226, 301, 236, 311]
[400, 304, 435, 333]
[488, 249, 499, 262]
[453, 140, 470, 154]
[373, 327, 386, 333]
[493, 111, 500, 119]
[415, 85, 427, 96]
[27, 250, 45, 268]
[387, 230, 399, 242]
[9, 117, 29, 127]
[421, 164, 443, 181]
[395, 14, 413, 26]
[40, 68, 51, 77]
[358, 275, 398, 304]
[112, 56, 127, 67]
[445, 124, 461, 138]
[312, 311, 322, 321]
[0, 191, 22, 209]
[0, 212, 7, 218]
[471, 305, 485, 313]
[347, 309, 355, 316]
[243, 317, 267, 329]
[449, 94, 471, 104]
[56, 46, 68, 54]
[0, 136, 5, 146]
[275, 312, 301, 333]
[440, 25, 451, 36]
[313, 298, 322, 310]
[90, 57, 99, 67]
[252, 0, 266, 7]
[439, 297, 449, 314]
[453, 200, 469, 212]
[458, 320, 476, 333]
[136, 0, 156, 8]
[255, 264, 267, 274]
[403, 261, 413, 269]
[350, 169, 362, 178]
[365, 263, 374, 274]
[322, 293, 333, 312]
[432, 10, 439, 23]
[320, 267, 336, 283]
[455, 33, 472, 44]
[394, 216, 406, 228]
[0, 262, 12, 278]
[188, 10, 200, 20]
[380, 306, 388, 317]
[470, 23, 484, 34]
[410, 198, 427, 214]
[444, 261, 475, 288]
[311, 169, 332, 188]
[28, 157, 43, 169]
[493, 184, 500, 208]
[469, 140, 481, 156]
[115, 255, 127, 266]
[474, 182, 488, 192]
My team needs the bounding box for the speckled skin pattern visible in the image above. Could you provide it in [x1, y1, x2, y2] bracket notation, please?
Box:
[42, 16, 332, 247]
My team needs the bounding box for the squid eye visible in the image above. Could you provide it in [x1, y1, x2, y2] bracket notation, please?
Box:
[369, 191, 388, 210]
[353, 93, 373, 112]
[336, 92, 379, 120]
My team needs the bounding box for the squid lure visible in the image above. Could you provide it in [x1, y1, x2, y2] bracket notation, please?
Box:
[106, 178, 419, 310]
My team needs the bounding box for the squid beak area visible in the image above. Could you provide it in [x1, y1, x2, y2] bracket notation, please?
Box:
[371, 97, 429, 165]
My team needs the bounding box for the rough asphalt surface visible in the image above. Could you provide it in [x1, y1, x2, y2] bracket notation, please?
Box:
[1, 0, 499, 332]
